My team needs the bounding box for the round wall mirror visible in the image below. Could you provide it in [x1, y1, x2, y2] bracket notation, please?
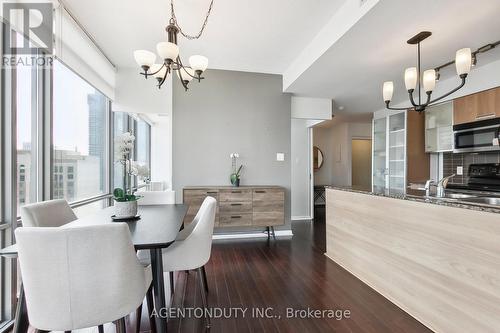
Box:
[313, 146, 324, 171]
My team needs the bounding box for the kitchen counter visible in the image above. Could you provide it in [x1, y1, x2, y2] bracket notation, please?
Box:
[325, 187, 500, 332]
[325, 185, 500, 214]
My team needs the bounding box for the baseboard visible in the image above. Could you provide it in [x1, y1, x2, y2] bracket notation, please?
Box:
[292, 216, 312, 221]
[213, 229, 294, 240]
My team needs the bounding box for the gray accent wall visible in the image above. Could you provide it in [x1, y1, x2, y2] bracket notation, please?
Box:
[172, 69, 292, 228]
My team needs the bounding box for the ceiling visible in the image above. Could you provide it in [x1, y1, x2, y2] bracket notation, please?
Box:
[284, 0, 500, 115]
[62, 0, 347, 73]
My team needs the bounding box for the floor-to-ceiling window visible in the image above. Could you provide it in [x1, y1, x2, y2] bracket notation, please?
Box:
[0, 20, 151, 332]
[52, 60, 109, 203]
[15, 36, 38, 217]
[135, 118, 151, 184]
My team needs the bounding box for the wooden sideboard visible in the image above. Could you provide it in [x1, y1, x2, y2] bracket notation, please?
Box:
[183, 186, 285, 228]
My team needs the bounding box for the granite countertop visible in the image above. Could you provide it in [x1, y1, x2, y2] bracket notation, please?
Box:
[325, 185, 500, 214]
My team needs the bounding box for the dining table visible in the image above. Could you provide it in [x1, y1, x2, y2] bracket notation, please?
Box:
[0, 203, 188, 333]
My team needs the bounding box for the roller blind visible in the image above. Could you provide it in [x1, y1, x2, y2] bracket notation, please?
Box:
[54, 4, 116, 99]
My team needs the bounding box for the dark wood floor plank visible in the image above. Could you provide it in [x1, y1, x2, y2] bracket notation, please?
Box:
[17, 207, 430, 333]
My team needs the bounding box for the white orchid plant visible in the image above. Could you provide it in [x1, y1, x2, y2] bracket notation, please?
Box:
[114, 132, 150, 202]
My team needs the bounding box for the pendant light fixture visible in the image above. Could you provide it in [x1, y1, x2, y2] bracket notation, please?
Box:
[382, 31, 471, 112]
[133, 0, 214, 91]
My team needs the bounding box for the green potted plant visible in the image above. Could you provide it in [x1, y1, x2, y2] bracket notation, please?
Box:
[113, 132, 144, 218]
[230, 153, 243, 187]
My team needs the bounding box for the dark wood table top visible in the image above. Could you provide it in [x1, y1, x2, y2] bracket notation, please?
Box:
[0, 204, 188, 257]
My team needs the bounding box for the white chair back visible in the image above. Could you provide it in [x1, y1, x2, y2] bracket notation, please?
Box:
[15, 224, 147, 331]
[20, 199, 77, 228]
[162, 196, 216, 271]
[137, 190, 175, 205]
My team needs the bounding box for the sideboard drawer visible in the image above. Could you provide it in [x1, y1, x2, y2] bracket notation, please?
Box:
[184, 189, 219, 202]
[183, 188, 219, 225]
[253, 188, 284, 202]
[253, 212, 284, 226]
[219, 189, 252, 202]
[220, 214, 252, 227]
[220, 201, 252, 214]
[253, 200, 284, 213]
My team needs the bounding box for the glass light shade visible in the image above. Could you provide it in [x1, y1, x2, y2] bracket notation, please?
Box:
[404, 67, 418, 91]
[150, 64, 167, 79]
[189, 55, 209, 72]
[382, 81, 394, 102]
[133, 50, 156, 68]
[177, 67, 195, 82]
[156, 42, 179, 61]
[423, 69, 436, 92]
[455, 48, 472, 75]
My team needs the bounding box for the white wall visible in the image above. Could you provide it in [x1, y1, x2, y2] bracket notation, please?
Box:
[291, 96, 332, 120]
[291, 119, 311, 219]
[114, 68, 173, 187]
[313, 121, 372, 187]
[151, 118, 172, 188]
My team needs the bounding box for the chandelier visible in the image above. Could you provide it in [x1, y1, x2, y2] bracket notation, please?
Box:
[382, 31, 472, 112]
[133, 0, 214, 90]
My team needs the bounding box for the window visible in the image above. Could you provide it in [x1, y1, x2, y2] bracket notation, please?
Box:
[113, 112, 128, 189]
[52, 60, 109, 202]
[135, 119, 151, 184]
[15, 33, 38, 217]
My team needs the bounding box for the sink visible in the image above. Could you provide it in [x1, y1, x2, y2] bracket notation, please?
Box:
[462, 197, 500, 206]
[443, 193, 478, 199]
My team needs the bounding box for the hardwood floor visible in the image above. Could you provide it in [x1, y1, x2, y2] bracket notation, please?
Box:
[162, 206, 432, 333]
[20, 206, 432, 333]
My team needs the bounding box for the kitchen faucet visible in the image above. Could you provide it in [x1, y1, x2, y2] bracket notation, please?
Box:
[425, 174, 456, 197]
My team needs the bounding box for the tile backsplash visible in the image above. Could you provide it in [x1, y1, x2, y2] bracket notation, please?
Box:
[443, 152, 500, 184]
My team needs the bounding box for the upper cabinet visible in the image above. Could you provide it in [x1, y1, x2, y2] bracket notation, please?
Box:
[453, 87, 500, 125]
[425, 102, 453, 152]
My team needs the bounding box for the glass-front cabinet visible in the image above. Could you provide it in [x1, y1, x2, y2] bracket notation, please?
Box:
[372, 111, 407, 193]
[373, 118, 387, 189]
[425, 101, 453, 152]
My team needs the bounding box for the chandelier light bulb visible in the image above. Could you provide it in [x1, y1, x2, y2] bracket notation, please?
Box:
[133, 50, 156, 69]
[455, 48, 472, 76]
[382, 81, 394, 102]
[404, 67, 418, 91]
[189, 55, 209, 72]
[423, 69, 436, 92]
[156, 42, 180, 61]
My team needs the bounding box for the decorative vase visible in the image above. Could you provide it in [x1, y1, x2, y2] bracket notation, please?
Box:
[230, 173, 240, 187]
[114, 200, 138, 218]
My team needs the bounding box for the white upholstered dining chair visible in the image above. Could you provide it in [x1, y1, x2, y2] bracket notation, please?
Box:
[140, 196, 217, 328]
[15, 224, 152, 333]
[20, 199, 77, 228]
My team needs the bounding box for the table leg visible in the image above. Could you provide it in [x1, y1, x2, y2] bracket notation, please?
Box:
[13, 283, 29, 333]
[150, 249, 168, 333]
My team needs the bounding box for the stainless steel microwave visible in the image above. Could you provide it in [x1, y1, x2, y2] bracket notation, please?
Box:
[453, 118, 500, 153]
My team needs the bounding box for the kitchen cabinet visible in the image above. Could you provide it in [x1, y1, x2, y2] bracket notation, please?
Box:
[425, 101, 453, 152]
[453, 86, 500, 125]
[372, 110, 429, 193]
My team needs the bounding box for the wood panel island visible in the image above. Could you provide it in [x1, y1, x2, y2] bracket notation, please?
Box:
[326, 187, 500, 333]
